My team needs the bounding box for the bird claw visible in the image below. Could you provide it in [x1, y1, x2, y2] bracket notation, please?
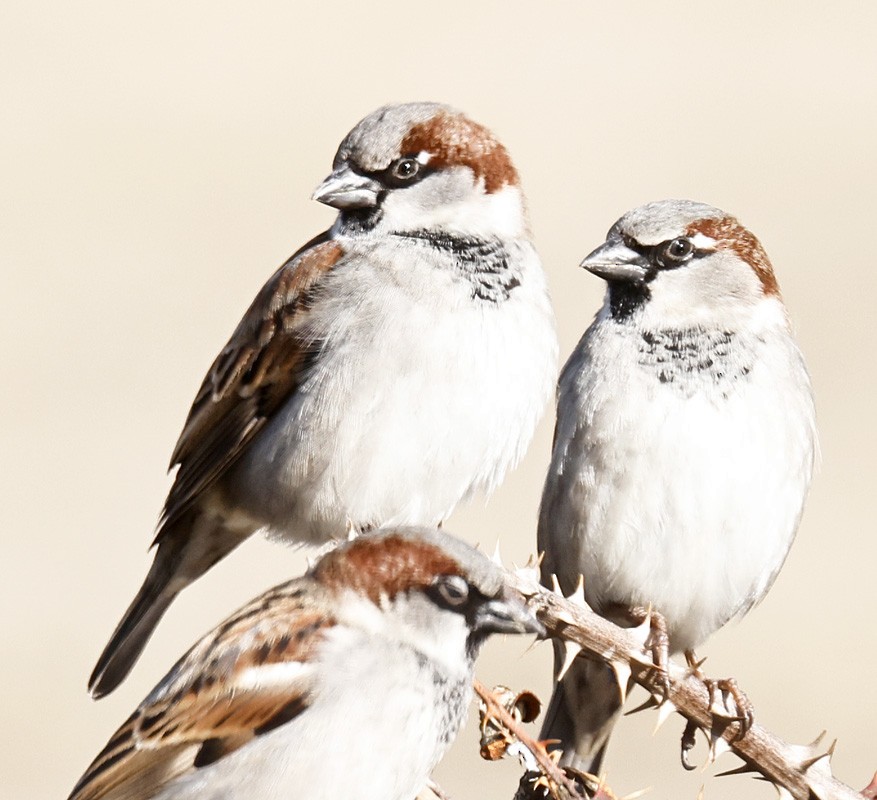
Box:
[685, 650, 754, 738]
[705, 677, 754, 738]
[680, 719, 699, 771]
[627, 606, 670, 701]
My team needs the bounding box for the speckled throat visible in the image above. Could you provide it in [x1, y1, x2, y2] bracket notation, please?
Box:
[636, 326, 756, 392]
[392, 229, 520, 302]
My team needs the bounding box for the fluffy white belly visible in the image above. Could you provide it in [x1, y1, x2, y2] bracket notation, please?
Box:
[229, 267, 556, 543]
[546, 324, 814, 651]
[587, 399, 805, 647]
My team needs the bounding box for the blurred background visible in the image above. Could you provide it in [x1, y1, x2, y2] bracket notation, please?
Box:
[3, 2, 875, 798]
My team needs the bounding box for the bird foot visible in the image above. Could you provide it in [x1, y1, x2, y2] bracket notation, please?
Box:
[684, 650, 754, 738]
[706, 677, 754, 736]
[626, 605, 670, 700]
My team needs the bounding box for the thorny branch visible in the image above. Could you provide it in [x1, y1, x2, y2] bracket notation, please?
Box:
[487, 562, 865, 800]
[475, 679, 593, 800]
[475, 681, 628, 800]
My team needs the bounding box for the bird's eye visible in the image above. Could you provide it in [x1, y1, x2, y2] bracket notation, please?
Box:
[662, 237, 694, 263]
[390, 158, 420, 180]
[435, 575, 470, 607]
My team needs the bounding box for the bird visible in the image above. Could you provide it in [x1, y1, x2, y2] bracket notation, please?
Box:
[69, 526, 544, 800]
[88, 101, 558, 697]
[537, 199, 817, 774]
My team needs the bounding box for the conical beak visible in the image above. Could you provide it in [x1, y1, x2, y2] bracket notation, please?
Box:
[475, 591, 544, 637]
[580, 237, 650, 283]
[311, 167, 381, 210]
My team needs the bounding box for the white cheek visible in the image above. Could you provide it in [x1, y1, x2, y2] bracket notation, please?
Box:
[378, 175, 527, 239]
[332, 590, 472, 677]
[643, 253, 767, 327]
[479, 185, 528, 237]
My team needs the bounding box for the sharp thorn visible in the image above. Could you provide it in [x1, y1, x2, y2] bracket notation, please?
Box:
[627, 613, 653, 653]
[625, 695, 660, 716]
[491, 541, 503, 566]
[684, 654, 708, 677]
[521, 638, 540, 657]
[715, 761, 760, 778]
[568, 575, 587, 607]
[653, 698, 677, 734]
[550, 574, 562, 595]
[807, 731, 827, 750]
[556, 641, 583, 681]
[801, 749, 834, 771]
[610, 660, 632, 703]
[708, 733, 731, 764]
[708, 687, 734, 719]
[775, 786, 795, 800]
[556, 609, 577, 625]
[629, 649, 655, 667]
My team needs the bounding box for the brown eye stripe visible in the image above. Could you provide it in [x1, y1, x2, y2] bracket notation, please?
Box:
[687, 216, 780, 297]
[401, 112, 519, 194]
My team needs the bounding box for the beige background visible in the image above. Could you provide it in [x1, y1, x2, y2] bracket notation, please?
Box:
[3, 2, 876, 799]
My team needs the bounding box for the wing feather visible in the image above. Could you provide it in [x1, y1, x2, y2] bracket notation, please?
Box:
[156, 231, 344, 534]
[69, 579, 335, 800]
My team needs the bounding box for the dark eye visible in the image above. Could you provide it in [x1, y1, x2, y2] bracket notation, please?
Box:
[390, 158, 420, 180]
[662, 237, 694, 263]
[435, 575, 470, 607]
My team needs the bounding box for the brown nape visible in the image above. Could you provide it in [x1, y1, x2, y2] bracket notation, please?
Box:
[401, 112, 519, 194]
[687, 216, 780, 296]
[313, 535, 463, 603]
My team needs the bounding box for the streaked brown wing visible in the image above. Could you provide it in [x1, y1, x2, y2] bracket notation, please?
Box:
[157, 231, 344, 534]
[69, 579, 334, 800]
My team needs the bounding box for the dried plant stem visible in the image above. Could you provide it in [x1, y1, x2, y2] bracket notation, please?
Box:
[474, 678, 590, 800]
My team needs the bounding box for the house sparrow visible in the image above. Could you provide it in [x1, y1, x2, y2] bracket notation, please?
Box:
[70, 527, 543, 800]
[538, 200, 816, 773]
[89, 102, 558, 697]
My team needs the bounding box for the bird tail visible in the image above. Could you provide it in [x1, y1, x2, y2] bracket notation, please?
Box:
[539, 644, 627, 775]
[87, 542, 185, 699]
[88, 508, 253, 698]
